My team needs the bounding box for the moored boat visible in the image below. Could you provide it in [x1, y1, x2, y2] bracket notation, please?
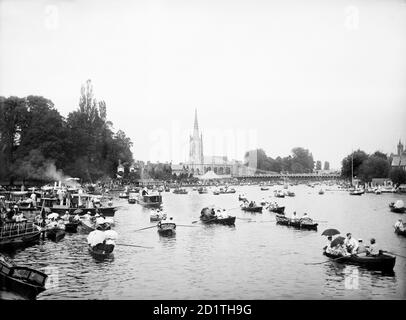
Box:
[323, 250, 396, 271]
[268, 205, 285, 214]
[241, 203, 263, 213]
[200, 207, 236, 226]
[0, 254, 48, 300]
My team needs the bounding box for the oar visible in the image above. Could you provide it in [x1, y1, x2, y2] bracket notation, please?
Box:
[133, 225, 157, 232]
[116, 243, 154, 249]
[176, 224, 199, 227]
[304, 255, 349, 265]
[382, 250, 406, 259]
[236, 217, 252, 221]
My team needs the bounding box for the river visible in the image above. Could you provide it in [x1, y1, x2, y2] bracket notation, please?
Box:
[1, 184, 405, 299]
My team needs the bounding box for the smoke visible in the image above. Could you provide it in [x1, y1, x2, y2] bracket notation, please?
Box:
[15, 149, 80, 187]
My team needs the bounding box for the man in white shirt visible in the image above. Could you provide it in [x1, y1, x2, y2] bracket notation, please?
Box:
[366, 238, 380, 256]
[344, 233, 358, 254]
[394, 219, 404, 231]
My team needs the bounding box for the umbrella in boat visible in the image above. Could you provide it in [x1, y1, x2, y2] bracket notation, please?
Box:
[394, 200, 404, 209]
[321, 228, 340, 237]
[330, 236, 345, 247]
[47, 212, 59, 220]
[104, 230, 118, 241]
[74, 209, 83, 214]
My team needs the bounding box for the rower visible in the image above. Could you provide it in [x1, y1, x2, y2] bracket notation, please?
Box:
[61, 211, 70, 221]
[356, 239, 367, 254]
[366, 238, 380, 256]
[344, 233, 358, 254]
[324, 236, 333, 253]
[394, 219, 404, 231]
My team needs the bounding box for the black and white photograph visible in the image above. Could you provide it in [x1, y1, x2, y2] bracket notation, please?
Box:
[0, 0, 406, 305]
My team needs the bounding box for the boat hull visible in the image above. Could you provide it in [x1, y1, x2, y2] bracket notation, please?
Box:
[394, 228, 406, 237]
[201, 216, 236, 226]
[49, 207, 117, 217]
[241, 206, 263, 213]
[157, 223, 176, 236]
[46, 228, 65, 242]
[323, 251, 396, 271]
[64, 222, 80, 233]
[269, 206, 285, 214]
[0, 225, 41, 250]
[390, 207, 406, 214]
[276, 215, 318, 231]
[88, 244, 114, 259]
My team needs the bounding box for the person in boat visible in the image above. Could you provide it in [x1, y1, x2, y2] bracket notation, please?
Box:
[344, 233, 358, 254]
[394, 219, 404, 231]
[61, 211, 70, 221]
[291, 211, 298, 221]
[366, 238, 380, 256]
[108, 198, 113, 206]
[331, 243, 351, 257]
[324, 236, 333, 253]
[356, 239, 367, 254]
[14, 210, 25, 222]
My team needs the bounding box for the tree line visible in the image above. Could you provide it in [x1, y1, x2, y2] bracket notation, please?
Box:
[0, 80, 133, 185]
[244, 147, 316, 173]
[341, 149, 406, 185]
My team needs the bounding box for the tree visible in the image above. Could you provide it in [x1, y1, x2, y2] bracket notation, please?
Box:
[291, 147, 314, 173]
[389, 168, 406, 186]
[341, 150, 368, 180]
[359, 153, 390, 182]
[323, 161, 330, 171]
[316, 161, 322, 171]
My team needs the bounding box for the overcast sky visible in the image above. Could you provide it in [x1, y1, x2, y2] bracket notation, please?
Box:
[1, 0, 406, 169]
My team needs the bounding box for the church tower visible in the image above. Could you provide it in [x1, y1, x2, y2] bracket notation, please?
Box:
[189, 109, 204, 164]
[397, 139, 404, 156]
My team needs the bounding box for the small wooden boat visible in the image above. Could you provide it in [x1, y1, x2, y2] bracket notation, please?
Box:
[238, 195, 247, 201]
[275, 214, 318, 230]
[118, 192, 129, 199]
[0, 254, 48, 300]
[219, 187, 236, 194]
[128, 198, 136, 204]
[150, 212, 166, 222]
[46, 227, 65, 242]
[394, 227, 406, 237]
[201, 215, 236, 226]
[286, 191, 295, 197]
[323, 251, 396, 271]
[274, 191, 285, 198]
[173, 188, 188, 194]
[157, 222, 176, 236]
[260, 187, 269, 191]
[88, 243, 114, 259]
[268, 206, 285, 214]
[349, 189, 364, 196]
[241, 205, 263, 213]
[318, 189, 324, 195]
[213, 190, 220, 195]
[138, 193, 162, 208]
[197, 187, 208, 194]
[389, 202, 406, 213]
[64, 221, 80, 233]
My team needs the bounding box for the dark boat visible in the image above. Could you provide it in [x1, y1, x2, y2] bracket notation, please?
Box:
[173, 188, 188, 194]
[128, 198, 137, 204]
[389, 202, 406, 213]
[88, 243, 114, 259]
[0, 221, 41, 249]
[268, 206, 285, 214]
[138, 193, 162, 208]
[46, 227, 65, 242]
[260, 187, 269, 191]
[80, 219, 111, 233]
[0, 254, 48, 300]
[157, 222, 176, 236]
[64, 221, 80, 233]
[197, 187, 208, 194]
[118, 192, 129, 199]
[349, 189, 364, 196]
[275, 214, 318, 231]
[201, 216, 236, 226]
[323, 251, 396, 271]
[241, 205, 263, 213]
[394, 227, 406, 237]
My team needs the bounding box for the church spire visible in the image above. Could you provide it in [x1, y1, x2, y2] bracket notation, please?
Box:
[194, 108, 199, 130]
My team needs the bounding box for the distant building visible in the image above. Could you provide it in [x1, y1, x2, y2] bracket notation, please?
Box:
[391, 139, 406, 171]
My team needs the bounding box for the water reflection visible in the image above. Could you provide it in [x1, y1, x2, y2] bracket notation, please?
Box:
[1, 185, 405, 299]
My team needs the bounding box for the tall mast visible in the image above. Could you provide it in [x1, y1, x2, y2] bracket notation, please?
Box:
[351, 151, 353, 187]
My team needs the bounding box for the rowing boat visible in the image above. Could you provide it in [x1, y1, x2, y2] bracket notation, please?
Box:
[268, 206, 285, 214]
[394, 227, 406, 237]
[200, 216, 236, 226]
[323, 251, 396, 271]
[46, 227, 65, 242]
[157, 222, 176, 236]
[275, 214, 318, 231]
[88, 243, 114, 259]
[64, 221, 80, 233]
[0, 254, 47, 300]
[241, 205, 263, 213]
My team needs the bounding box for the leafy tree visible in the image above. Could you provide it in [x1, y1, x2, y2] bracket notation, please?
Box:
[359, 153, 390, 182]
[341, 150, 368, 180]
[291, 147, 314, 173]
[389, 168, 406, 186]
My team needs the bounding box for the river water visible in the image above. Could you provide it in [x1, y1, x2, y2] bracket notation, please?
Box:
[1, 185, 405, 300]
